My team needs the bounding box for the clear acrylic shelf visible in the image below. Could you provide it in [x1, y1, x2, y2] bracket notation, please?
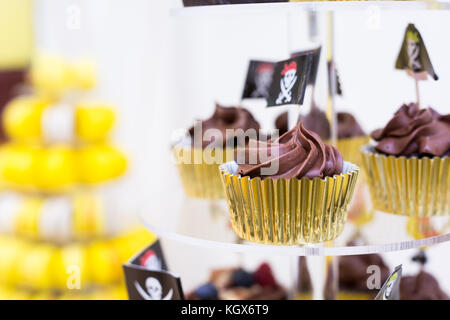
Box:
[173, 1, 450, 16]
[141, 197, 450, 256]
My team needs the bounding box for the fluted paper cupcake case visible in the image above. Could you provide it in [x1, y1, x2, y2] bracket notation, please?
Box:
[173, 142, 234, 199]
[361, 146, 449, 217]
[219, 161, 359, 245]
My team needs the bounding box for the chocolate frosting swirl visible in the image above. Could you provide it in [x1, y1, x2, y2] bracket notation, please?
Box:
[294, 108, 365, 140]
[274, 112, 289, 136]
[339, 253, 390, 293]
[371, 103, 450, 157]
[189, 104, 260, 148]
[298, 107, 331, 140]
[236, 122, 343, 180]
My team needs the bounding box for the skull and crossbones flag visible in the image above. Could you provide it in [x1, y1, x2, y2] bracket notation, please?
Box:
[291, 46, 321, 86]
[123, 239, 184, 300]
[267, 52, 313, 107]
[395, 24, 438, 81]
[242, 60, 275, 99]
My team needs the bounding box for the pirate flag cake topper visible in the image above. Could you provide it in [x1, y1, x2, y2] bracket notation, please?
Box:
[291, 46, 321, 86]
[123, 239, 184, 300]
[395, 23, 438, 81]
[267, 52, 313, 107]
[242, 60, 275, 99]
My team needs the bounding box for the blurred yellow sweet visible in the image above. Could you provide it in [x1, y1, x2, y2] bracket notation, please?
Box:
[30, 54, 72, 99]
[87, 242, 121, 285]
[35, 145, 77, 191]
[15, 243, 56, 289]
[78, 145, 127, 184]
[14, 196, 42, 237]
[2, 96, 49, 142]
[0, 238, 24, 285]
[0, 144, 127, 190]
[67, 59, 97, 91]
[113, 228, 156, 262]
[55, 245, 87, 289]
[73, 192, 104, 239]
[0, 144, 38, 189]
[30, 54, 97, 98]
[3, 96, 115, 144]
[75, 102, 116, 142]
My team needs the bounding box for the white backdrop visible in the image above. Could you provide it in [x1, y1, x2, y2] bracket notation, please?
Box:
[33, 0, 450, 294]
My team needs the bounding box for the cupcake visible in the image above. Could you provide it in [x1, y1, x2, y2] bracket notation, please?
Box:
[400, 270, 449, 300]
[279, 108, 371, 226]
[187, 263, 286, 300]
[298, 106, 368, 168]
[361, 103, 449, 216]
[220, 122, 359, 245]
[173, 103, 260, 199]
[276, 107, 368, 169]
[338, 253, 390, 300]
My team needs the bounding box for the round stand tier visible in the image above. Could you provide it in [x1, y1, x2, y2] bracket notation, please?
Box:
[173, 1, 450, 16]
[141, 198, 450, 256]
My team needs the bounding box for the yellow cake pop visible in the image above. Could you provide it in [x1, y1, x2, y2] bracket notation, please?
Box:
[2, 96, 49, 143]
[78, 145, 127, 184]
[35, 145, 77, 191]
[75, 101, 115, 142]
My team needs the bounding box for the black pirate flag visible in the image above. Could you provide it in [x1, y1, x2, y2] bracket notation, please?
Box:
[291, 46, 321, 86]
[242, 60, 275, 99]
[395, 24, 438, 81]
[267, 53, 313, 107]
[123, 239, 184, 300]
[375, 265, 402, 300]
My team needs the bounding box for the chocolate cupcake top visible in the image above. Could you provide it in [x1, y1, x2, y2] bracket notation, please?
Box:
[371, 103, 450, 157]
[274, 111, 289, 136]
[236, 122, 343, 180]
[294, 107, 365, 140]
[400, 270, 449, 300]
[337, 112, 365, 138]
[298, 107, 331, 140]
[339, 253, 390, 293]
[189, 103, 260, 149]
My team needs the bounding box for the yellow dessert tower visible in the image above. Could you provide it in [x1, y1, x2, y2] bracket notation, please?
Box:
[0, 0, 152, 299]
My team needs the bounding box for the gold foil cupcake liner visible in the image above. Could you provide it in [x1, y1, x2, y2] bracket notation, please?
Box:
[361, 146, 449, 217]
[173, 144, 234, 199]
[219, 161, 359, 245]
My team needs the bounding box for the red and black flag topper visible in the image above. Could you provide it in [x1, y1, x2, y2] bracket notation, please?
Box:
[123, 240, 184, 300]
[242, 60, 275, 99]
[395, 23, 438, 81]
[291, 46, 321, 86]
[266, 52, 313, 107]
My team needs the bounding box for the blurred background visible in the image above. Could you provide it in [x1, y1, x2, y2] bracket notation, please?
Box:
[0, 0, 449, 299]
